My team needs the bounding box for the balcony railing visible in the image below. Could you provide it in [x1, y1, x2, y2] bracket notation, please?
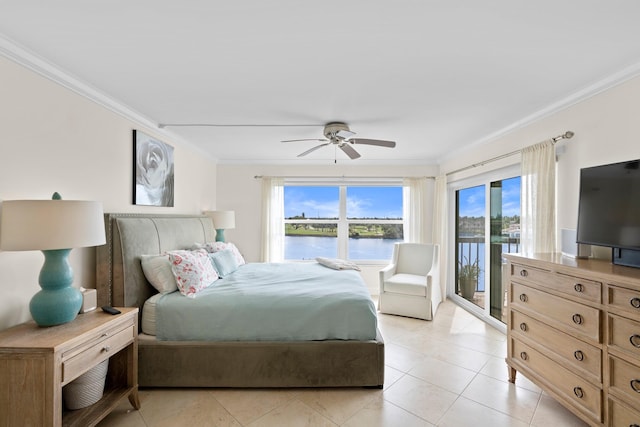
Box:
[457, 236, 520, 292]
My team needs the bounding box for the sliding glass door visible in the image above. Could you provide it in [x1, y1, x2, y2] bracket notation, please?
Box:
[452, 167, 520, 324]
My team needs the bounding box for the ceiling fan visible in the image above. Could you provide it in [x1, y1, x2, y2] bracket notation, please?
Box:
[281, 122, 396, 160]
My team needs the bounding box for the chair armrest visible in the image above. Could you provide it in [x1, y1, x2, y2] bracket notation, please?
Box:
[379, 264, 396, 293]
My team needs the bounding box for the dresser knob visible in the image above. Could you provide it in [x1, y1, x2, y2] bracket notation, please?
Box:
[631, 379, 640, 393]
[573, 283, 584, 293]
[519, 269, 528, 277]
[630, 334, 640, 348]
[572, 314, 583, 325]
[574, 350, 584, 361]
[631, 297, 640, 309]
[101, 333, 108, 338]
[573, 386, 584, 398]
[519, 294, 528, 303]
[630, 424, 639, 427]
[102, 346, 111, 353]
[520, 351, 528, 361]
[519, 323, 528, 332]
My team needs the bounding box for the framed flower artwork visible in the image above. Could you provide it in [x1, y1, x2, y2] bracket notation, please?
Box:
[133, 130, 174, 206]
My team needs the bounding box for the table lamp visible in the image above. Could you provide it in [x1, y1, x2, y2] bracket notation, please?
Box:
[0, 192, 105, 327]
[204, 210, 235, 242]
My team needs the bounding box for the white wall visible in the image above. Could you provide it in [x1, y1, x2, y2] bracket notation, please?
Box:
[440, 74, 640, 259]
[0, 57, 218, 330]
[216, 164, 438, 294]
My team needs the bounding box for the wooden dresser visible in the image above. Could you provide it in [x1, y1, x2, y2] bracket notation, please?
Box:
[0, 307, 139, 427]
[504, 254, 640, 427]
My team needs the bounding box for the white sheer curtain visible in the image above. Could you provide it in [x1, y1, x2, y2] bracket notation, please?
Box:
[432, 175, 448, 300]
[261, 177, 284, 262]
[521, 140, 556, 254]
[403, 177, 428, 243]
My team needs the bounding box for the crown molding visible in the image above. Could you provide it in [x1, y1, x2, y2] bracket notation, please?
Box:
[440, 60, 640, 164]
[0, 34, 164, 130]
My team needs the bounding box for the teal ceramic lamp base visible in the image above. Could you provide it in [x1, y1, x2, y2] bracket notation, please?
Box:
[30, 248, 82, 327]
[215, 229, 226, 242]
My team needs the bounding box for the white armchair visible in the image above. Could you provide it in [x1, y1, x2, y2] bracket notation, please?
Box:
[378, 243, 441, 320]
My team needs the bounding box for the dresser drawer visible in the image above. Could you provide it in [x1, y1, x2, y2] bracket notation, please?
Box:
[511, 263, 601, 303]
[608, 313, 640, 359]
[62, 325, 135, 384]
[511, 310, 601, 383]
[511, 282, 601, 343]
[608, 398, 640, 427]
[608, 285, 640, 318]
[511, 338, 602, 420]
[608, 355, 640, 407]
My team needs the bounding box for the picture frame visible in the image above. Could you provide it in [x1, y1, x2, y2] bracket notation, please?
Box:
[133, 130, 174, 206]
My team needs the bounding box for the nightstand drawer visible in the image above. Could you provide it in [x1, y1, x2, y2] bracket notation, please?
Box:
[511, 282, 601, 343]
[511, 263, 601, 303]
[511, 309, 601, 383]
[608, 355, 640, 407]
[62, 325, 134, 383]
[512, 338, 602, 420]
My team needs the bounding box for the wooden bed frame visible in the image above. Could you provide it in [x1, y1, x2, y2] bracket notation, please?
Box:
[96, 213, 385, 388]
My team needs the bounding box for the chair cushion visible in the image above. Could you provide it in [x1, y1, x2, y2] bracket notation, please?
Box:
[384, 273, 426, 296]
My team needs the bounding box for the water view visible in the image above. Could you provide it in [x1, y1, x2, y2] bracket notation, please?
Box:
[285, 236, 402, 261]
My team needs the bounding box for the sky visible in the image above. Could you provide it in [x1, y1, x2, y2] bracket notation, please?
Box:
[284, 186, 403, 219]
[458, 176, 521, 218]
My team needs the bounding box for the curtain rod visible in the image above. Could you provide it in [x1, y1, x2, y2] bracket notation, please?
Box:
[253, 175, 435, 180]
[445, 131, 574, 177]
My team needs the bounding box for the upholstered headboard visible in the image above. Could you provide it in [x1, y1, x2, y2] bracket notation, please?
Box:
[96, 213, 216, 309]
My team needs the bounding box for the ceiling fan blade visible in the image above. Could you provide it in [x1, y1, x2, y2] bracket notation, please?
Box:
[282, 138, 327, 143]
[336, 129, 356, 139]
[339, 144, 361, 159]
[297, 143, 330, 157]
[349, 138, 396, 148]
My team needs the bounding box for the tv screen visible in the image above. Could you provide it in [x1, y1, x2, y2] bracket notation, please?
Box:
[576, 159, 640, 251]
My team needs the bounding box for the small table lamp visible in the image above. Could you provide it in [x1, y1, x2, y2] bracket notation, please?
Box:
[0, 193, 105, 327]
[204, 210, 235, 242]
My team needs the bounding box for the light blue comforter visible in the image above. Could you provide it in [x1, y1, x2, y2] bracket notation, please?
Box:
[155, 262, 378, 341]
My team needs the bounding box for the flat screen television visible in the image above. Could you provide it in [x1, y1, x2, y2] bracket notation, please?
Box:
[576, 159, 640, 268]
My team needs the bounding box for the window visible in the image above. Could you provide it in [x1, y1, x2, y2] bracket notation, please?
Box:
[284, 185, 403, 261]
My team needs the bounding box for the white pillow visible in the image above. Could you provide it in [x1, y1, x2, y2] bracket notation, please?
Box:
[167, 249, 219, 298]
[140, 254, 178, 294]
[197, 241, 246, 265]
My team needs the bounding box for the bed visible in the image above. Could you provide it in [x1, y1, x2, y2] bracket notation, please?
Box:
[96, 213, 385, 388]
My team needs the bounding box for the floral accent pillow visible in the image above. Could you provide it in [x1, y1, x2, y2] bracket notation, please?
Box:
[167, 249, 218, 297]
[197, 241, 246, 265]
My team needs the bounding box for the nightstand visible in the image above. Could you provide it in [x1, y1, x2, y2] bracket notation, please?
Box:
[0, 307, 139, 427]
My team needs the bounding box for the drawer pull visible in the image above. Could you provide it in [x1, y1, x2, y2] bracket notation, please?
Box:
[573, 283, 584, 293]
[520, 351, 528, 361]
[519, 323, 528, 332]
[102, 345, 111, 353]
[519, 294, 528, 303]
[573, 386, 584, 398]
[631, 297, 640, 309]
[573, 350, 584, 361]
[630, 334, 640, 348]
[572, 314, 583, 325]
[631, 379, 640, 393]
[519, 269, 528, 277]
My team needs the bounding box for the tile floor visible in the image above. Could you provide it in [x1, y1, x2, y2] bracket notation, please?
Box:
[98, 299, 588, 426]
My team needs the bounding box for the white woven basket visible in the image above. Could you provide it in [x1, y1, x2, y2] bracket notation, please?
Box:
[63, 359, 108, 410]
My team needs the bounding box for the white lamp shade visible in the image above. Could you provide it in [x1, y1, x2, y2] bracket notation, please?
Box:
[204, 210, 235, 230]
[0, 199, 106, 251]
